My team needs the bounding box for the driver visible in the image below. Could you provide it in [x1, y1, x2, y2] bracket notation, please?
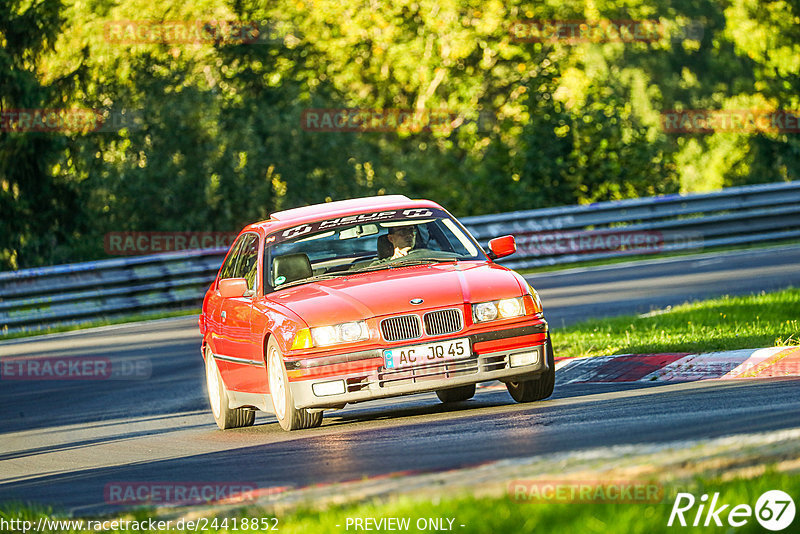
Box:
[386, 225, 417, 259]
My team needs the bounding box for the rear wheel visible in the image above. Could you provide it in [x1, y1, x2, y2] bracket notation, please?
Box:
[435, 383, 476, 403]
[506, 333, 555, 403]
[205, 346, 255, 429]
[266, 339, 323, 431]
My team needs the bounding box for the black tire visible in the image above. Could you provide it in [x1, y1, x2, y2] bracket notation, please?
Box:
[435, 383, 476, 403]
[506, 333, 555, 403]
[205, 346, 256, 430]
[266, 339, 323, 431]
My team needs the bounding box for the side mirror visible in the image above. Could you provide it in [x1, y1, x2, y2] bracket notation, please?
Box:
[218, 278, 248, 298]
[488, 235, 516, 259]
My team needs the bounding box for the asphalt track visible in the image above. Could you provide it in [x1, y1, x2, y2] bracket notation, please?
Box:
[1, 245, 799, 514]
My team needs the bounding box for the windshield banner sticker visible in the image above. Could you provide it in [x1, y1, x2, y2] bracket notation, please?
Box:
[272, 208, 446, 244]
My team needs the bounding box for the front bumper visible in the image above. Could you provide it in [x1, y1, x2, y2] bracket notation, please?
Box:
[287, 322, 549, 410]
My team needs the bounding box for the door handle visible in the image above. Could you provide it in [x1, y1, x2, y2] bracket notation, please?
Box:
[221, 311, 227, 322]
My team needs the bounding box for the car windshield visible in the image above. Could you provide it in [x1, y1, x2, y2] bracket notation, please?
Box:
[264, 211, 484, 291]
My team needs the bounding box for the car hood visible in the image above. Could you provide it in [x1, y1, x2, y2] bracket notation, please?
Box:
[264, 261, 526, 326]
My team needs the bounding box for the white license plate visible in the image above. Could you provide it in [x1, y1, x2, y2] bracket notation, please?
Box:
[383, 338, 471, 370]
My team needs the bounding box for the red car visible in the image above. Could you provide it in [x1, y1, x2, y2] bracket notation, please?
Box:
[199, 196, 554, 431]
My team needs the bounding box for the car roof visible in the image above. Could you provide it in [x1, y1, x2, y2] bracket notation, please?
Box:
[242, 195, 447, 235]
[270, 195, 412, 221]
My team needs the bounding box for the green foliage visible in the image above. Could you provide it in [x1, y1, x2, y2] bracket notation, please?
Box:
[1, 0, 799, 269]
[0, 0, 80, 269]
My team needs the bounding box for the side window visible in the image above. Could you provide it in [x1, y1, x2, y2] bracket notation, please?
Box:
[218, 235, 246, 280]
[234, 234, 260, 292]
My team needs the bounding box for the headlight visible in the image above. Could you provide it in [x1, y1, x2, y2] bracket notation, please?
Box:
[498, 298, 522, 317]
[339, 321, 367, 342]
[472, 297, 525, 323]
[311, 326, 337, 346]
[473, 302, 498, 322]
[310, 321, 369, 346]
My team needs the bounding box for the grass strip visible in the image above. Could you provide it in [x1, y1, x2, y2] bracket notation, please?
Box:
[552, 287, 800, 359]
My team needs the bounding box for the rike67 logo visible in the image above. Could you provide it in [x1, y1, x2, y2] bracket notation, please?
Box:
[669, 490, 795, 531]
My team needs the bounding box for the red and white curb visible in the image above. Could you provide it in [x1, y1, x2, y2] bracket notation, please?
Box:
[553, 346, 800, 384]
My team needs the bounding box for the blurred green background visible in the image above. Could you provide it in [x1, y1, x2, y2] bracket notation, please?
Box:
[2, 0, 798, 270]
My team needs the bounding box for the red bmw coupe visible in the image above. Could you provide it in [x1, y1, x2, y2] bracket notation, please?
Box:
[199, 195, 554, 431]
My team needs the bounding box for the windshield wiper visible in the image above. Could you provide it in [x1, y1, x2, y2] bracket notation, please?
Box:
[349, 257, 458, 274]
[274, 271, 351, 290]
[391, 256, 459, 266]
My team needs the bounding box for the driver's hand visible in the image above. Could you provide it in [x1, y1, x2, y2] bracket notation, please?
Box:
[391, 246, 412, 259]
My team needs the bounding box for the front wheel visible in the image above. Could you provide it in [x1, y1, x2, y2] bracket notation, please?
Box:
[205, 346, 255, 430]
[435, 383, 476, 403]
[266, 339, 323, 431]
[506, 333, 555, 403]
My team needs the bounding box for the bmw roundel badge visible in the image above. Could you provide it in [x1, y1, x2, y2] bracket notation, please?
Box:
[410, 298, 424, 305]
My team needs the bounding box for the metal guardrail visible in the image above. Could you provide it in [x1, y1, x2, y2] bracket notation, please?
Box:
[2, 180, 799, 336]
[0, 249, 227, 336]
[463, 180, 800, 269]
